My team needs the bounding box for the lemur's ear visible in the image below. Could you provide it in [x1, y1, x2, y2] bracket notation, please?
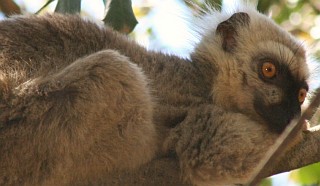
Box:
[216, 12, 250, 52]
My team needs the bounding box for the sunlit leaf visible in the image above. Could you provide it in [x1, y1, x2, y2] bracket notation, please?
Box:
[260, 178, 272, 186]
[55, 0, 81, 14]
[133, 7, 151, 18]
[36, 0, 55, 14]
[290, 163, 320, 185]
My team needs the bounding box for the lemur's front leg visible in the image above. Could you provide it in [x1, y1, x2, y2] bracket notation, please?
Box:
[165, 105, 278, 186]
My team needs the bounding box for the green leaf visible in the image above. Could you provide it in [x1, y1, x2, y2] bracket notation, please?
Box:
[205, 0, 222, 10]
[290, 163, 320, 185]
[102, 0, 108, 7]
[257, 0, 280, 13]
[35, 0, 55, 14]
[103, 0, 138, 34]
[55, 0, 81, 14]
[260, 178, 272, 186]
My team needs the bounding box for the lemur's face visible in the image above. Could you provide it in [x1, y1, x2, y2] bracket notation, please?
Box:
[194, 11, 309, 133]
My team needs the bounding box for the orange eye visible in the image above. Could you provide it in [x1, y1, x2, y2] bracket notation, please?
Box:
[298, 88, 307, 104]
[261, 62, 276, 78]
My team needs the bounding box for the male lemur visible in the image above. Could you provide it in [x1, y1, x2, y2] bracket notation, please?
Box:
[0, 2, 309, 186]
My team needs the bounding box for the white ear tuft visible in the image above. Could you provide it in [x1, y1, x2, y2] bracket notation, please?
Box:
[191, 0, 257, 40]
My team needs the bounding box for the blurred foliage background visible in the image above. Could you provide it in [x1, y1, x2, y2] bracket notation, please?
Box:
[0, 0, 320, 185]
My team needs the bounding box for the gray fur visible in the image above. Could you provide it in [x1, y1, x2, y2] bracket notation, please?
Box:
[0, 4, 309, 186]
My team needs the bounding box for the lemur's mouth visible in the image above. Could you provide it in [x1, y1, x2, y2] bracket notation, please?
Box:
[254, 100, 301, 134]
[286, 118, 292, 126]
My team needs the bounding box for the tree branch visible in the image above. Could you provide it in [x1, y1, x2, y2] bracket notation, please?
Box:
[267, 128, 320, 176]
[248, 88, 320, 185]
[90, 127, 320, 186]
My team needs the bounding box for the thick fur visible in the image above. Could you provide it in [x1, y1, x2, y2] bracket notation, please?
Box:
[0, 3, 309, 186]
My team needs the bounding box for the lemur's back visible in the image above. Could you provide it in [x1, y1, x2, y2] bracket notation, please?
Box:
[0, 14, 205, 112]
[0, 14, 116, 86]
[0, 14, 159, 185]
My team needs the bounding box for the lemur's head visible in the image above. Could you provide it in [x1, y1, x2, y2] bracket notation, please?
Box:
[191, 3, 309, 133]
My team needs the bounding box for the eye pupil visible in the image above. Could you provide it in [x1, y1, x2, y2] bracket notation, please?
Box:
[261, 62, 276, 78]
[298, 88, 307, 104]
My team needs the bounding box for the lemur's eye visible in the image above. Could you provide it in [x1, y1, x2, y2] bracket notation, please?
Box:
[261, 62, 276, 78]
[298, 88, 307, 104]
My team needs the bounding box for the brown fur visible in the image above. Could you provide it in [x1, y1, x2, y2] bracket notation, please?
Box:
[0, 5, 309, 186]
[0, 14, 210, 185]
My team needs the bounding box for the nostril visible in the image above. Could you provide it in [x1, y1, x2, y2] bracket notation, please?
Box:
[287, 118, 291, 125]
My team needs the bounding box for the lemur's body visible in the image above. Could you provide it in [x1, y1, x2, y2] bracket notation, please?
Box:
[0, 3, 308, 186]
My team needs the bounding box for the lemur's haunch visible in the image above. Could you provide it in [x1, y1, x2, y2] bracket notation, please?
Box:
[0, 2, 309, 186]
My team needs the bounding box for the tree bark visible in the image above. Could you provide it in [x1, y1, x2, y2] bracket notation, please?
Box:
[93, 128, 320, 185]
[268, 128, 320, 176]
